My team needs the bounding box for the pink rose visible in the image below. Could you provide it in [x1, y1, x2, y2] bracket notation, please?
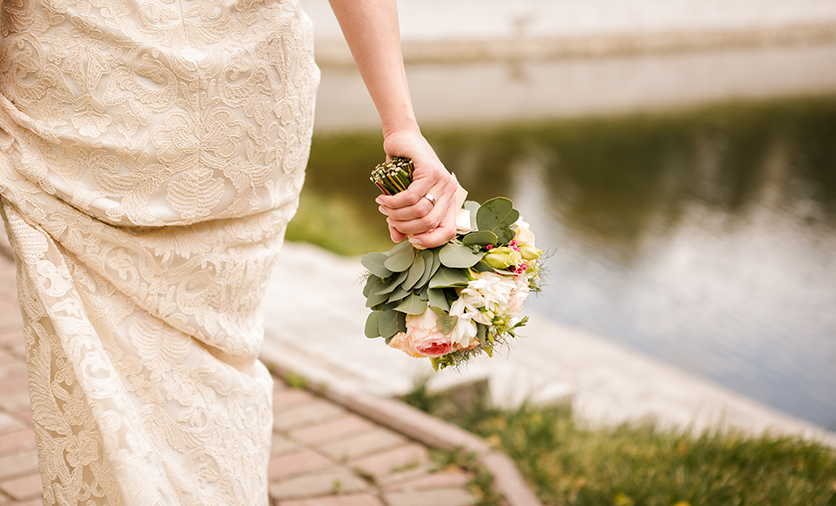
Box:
[388, 332, 424, 358]
[406, 310, 453, 357]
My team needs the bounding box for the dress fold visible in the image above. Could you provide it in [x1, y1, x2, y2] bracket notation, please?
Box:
[0, 0, 319, 503]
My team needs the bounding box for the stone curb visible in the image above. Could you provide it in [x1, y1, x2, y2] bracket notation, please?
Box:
[263, 360, 543, 506]
[314, 22, 836, 66]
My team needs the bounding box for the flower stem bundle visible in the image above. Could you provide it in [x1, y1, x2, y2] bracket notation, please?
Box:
[370, 156, 414, 195]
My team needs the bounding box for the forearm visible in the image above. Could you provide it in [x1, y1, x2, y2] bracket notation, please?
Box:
[328, 0, 417, 137]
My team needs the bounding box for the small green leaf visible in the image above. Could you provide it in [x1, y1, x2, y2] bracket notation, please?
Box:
[429, 267, 469, 289]
[436, 314, 458, 335]
[401, 253, 425, 291]
[477, 324, 490, 356]
[384, 240, 416, 272]
[375, 269, 408, 295]
[476, 197, 519, 244]
[361, 252, 392, 279]
[472, 260, 494, 273]
[365, 277, 389, 308]
[364, 312, 381, 338]
[379, 310, 401, 339]
[418, 283, 430, 301]
[394, 293, 428, 315]
[414, 250, 435, 290]
[396, 311, 407, 333]
[439, 243, 483, 269]
[462, 230, 498, 248]
[428, 288, 451, 312]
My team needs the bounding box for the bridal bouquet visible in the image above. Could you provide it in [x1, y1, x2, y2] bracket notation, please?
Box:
[362, 157, 543, 370]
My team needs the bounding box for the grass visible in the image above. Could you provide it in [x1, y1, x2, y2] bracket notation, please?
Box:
[403, 379, 836, 506]
[428, 446, 504, 506]
[285, 188, 392, 256]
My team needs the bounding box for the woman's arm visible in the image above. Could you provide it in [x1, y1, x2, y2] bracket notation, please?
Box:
[328, 0, 458, 249]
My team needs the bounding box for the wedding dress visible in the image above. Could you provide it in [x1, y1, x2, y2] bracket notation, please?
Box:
[0, 0, 319, 502]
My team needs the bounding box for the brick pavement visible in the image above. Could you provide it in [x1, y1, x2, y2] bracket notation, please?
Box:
[0, 253, 479, 506]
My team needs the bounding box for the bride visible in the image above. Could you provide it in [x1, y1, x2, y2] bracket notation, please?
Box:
[0, 0, 457, 503]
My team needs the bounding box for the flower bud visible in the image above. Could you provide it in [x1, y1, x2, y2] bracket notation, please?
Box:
[484, 246, 523, 270]
[519, 244, 542, 261]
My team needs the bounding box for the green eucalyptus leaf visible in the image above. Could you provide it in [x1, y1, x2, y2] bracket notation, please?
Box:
[365, 277, 389, 308]
[439, 243, 483, 269]
[429, 249, 441, 278]
[384, 240, 416, 272]
[476, 197, 519, 244]
[429, 266, 469, 289]
[414, 250, 435, 290]
[379, 310, 401, 339]
[401, 253, 425, 291]
[428, 288, 451, 312]
[436, 314, 458, 335]
[396, 311, 407, 333]
[363, 276, 377, 297]
[361, 252, 393, 279]
[462, 230, 498, 248]
[388, 284, 411, 302]
[364, 311, 381, 338]
[375, 269, 408, 295]
[394, 293, 428, 315]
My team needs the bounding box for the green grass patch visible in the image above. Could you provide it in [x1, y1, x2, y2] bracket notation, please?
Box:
[403, 379, 836, 506]
[285, 188, 392, 256]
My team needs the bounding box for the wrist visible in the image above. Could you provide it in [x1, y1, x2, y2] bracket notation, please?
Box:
[381, 119, 420, 141]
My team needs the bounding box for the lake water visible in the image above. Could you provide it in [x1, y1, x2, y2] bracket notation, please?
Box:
[302, 95, 836, 430]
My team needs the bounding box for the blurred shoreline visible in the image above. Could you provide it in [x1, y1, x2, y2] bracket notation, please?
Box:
[304, 0, 836, 132]
[305, 0, 836, 65]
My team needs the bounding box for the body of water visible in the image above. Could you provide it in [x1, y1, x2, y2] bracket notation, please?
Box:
[303, 95, 836, 430]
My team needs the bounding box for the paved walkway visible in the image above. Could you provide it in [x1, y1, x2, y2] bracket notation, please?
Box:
[0, 253, 486, 506]
[262, 242, 836, 447]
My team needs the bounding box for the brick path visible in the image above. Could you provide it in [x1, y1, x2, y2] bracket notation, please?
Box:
[0, 253, 478, 506]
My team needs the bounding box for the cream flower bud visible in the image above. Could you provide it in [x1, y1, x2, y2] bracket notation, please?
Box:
[456, 209, 471, 233]
[513, 220, 536, 248]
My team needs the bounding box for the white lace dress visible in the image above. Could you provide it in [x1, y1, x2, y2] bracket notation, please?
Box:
[0, 0, 319, 503]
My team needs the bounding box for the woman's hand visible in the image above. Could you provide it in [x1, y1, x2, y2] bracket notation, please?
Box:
[328, 0, 456, 247]
[376, 128, 458, 249]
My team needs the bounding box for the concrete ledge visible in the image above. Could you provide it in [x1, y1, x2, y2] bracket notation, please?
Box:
[315, 22, 836, 66]
[263, 359, 544, 506]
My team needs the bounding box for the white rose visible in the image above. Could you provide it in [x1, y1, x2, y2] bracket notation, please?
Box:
[507, 274, 530, 313]
[469, 272, 516, 314]
[450, 317, 478, 349]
